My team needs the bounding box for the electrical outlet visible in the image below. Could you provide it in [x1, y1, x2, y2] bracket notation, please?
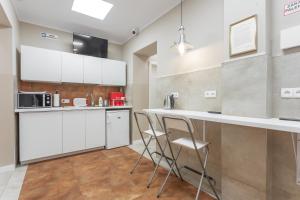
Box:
[204, 90, 217, 98]
[293, 88, 300, 98]
[281, 88, 293, 98]
[61, 99, 70, 104]
[171, 92, 179, 98]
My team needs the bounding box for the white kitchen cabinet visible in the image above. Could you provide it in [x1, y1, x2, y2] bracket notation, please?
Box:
[85, 110, 106, 149]
[63, 111, 86, 153]
[83, 56, 102, 84]
[102, 59, 126, 86]
[62, 52, 84, 83]
[21, 45, 62, 82]
[106, 110, 130, 149]
[19, 112, 63, 162]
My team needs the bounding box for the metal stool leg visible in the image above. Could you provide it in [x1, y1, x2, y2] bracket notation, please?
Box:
[130, 136, 155, 174]
[157, 146, 182, 198]
[147, 137, 182, 188]
[195, 147, 209, 200]
[147, 139, 176, 188]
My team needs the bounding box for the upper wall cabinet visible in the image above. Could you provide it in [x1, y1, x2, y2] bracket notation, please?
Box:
[102, 59, 126, 86]
[83, 56, 102, 84]
[21, 45, 126, 86]
[62, 52, 84, 83]
[21, 46, 62, 82]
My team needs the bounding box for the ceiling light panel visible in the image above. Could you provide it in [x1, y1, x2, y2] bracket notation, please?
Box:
[72, 0, 113, 20]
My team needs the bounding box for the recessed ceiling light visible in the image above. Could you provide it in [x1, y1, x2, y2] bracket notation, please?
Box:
[72, 0, 113, 20]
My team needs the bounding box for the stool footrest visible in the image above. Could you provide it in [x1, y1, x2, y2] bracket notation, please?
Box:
[183, 165, 217, 186]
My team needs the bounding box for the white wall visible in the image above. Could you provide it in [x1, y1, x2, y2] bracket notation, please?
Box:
[272, 0, 300, 56]
[224, 0, 270, 60]
[123, 0, 224, 103]
[20, 22, 123, 60]
[0, 0, 19, 167]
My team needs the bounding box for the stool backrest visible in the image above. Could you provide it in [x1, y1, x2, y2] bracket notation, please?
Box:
[162, 115, 200, 151]
[162, 115, 194, 134]
[134, 111, 157, 138]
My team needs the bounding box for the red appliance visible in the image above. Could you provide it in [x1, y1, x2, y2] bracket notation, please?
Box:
[109, 92, 125, 106]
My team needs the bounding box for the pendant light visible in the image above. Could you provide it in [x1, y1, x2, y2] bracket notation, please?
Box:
[172, 0, 193, 55]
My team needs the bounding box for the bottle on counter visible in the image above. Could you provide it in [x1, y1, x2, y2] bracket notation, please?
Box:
[98, 97, 103, 107]
[104, 99, 109, 107]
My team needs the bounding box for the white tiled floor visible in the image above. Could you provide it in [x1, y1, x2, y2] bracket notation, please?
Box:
[0, 166, 27, 200]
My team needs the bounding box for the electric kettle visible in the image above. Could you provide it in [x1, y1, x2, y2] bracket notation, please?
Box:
[163, 95, 175, 109]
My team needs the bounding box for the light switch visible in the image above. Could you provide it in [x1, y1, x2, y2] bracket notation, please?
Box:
[281, 88, 293, 98]
[293, 88, 300, 98]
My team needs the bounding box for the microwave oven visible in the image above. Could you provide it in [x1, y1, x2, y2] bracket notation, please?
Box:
[17, 92, 52, 108]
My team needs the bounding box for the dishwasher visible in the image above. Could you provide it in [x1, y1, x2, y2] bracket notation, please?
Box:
[106, 110, 130, 149]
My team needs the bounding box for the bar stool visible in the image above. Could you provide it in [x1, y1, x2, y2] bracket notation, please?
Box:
[157, 115, 220, 200]
[130, 111, 182, 188]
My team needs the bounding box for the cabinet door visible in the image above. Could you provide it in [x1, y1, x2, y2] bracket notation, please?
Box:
[102, 59, 126, 86]
[106, 110, 130, 149]
[85, 110, 106, 149]
[21, 46, 62, 82]
[83, 56, 102, 84]
[63, 111, 86, 153]
[62, 52, 84, 83]
[19, 112, 63, 162]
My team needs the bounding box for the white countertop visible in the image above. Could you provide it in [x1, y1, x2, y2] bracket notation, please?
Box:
[144, 109, 300, 134]
[16, 106, 132, 113]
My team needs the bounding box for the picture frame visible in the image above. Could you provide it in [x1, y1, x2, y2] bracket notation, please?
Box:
[230, 15, 257, 57]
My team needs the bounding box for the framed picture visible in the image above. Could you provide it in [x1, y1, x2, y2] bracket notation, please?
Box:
[230, 15, 257, 57]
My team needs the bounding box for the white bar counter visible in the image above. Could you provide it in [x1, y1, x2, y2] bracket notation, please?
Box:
[145, 108, 300, 187]
[144, 108, 300, 134]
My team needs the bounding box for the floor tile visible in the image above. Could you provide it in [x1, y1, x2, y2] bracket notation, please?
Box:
[19, 147, 214, 200]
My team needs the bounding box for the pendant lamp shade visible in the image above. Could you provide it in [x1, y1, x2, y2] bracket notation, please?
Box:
[172, 0, 193, 55]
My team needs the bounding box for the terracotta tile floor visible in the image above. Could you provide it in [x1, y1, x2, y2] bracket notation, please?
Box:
[19, 147, 214, 200]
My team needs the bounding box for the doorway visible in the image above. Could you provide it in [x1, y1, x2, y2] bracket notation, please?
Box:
[132, 42, 157, 140]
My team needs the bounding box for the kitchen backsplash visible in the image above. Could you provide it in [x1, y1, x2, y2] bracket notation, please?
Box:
[19, 81, 122, 106]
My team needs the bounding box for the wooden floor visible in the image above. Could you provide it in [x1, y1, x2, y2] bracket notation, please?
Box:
[19, 147, 214, 200]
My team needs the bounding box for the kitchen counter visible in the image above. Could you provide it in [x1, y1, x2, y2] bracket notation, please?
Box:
[144, 108, 300, 134]
[15, 106, 132, 113]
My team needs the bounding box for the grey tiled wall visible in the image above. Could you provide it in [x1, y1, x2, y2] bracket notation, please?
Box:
[272, 52, 300, 119]
[153, 67, 222, 112]
[221, 55, 272, 118]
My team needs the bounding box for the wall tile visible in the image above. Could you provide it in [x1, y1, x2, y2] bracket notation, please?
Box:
[222, 176, 267, 200]
[269, 130, 300, 200]
[154, 67, 222, 112]
[272, 52, 300, 119]
[222, 55, 272, 118]
[221, 124, 269, 199]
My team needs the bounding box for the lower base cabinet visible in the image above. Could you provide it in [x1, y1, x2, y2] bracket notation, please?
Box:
[19, 109, 108, 163]
[86, 110, 106, 149]
[62, 111, 86, 153]
[20, 112, 63, 162]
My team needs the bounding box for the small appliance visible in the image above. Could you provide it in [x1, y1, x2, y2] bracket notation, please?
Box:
[109, 92, 125, 106]
[73, 98, 87, 107]
[53, 91, 60, 107]
[163, 94, 175, 109]
[17, 92, 52, 108]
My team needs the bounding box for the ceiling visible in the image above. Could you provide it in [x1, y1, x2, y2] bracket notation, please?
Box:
[12, 0, 181, 44]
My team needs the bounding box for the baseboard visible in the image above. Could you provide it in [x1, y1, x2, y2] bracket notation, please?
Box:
[0, 164, 15, 173]
[132, 137, 152, 145]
